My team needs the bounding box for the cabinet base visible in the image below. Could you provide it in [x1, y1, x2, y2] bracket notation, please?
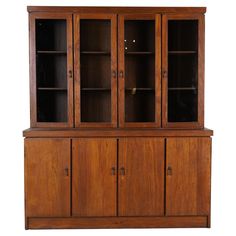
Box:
[27, 216, 209, 229]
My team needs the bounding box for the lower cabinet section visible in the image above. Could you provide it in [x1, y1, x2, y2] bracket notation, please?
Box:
[24, 136, 211, 229]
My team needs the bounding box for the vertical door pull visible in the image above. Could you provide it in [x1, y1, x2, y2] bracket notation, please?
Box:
[69, 70, 73, 78]
[167, 166, 172, 176]
[111, 167, 116, 175]
[162, 70, 167, 79]
[119, 71, 124, 78]
[120, 167, 125, 175]
[64, 167, 69, 176]
[112, 70, 117, 79]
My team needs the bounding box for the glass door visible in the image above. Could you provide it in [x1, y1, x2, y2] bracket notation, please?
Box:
[74, 14, 117, 127]
[118, 14, 161, 127]
[30, 13, 73, 127]
[162, 14, 204, 128]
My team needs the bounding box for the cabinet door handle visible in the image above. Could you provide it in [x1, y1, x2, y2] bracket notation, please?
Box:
[167, 166, 172, 176]
[111, 167, 116, 175]
[69, 70, 73, 78]
[119, 71, 124, 78]
[120, 167, 125, 175]
[64, 167, 69, 176]
[112, 70, 117, 79]
[162, 70, 167, 79]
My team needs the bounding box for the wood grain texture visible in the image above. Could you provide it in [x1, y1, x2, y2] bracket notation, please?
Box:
[23, 128, 213, 137]
[27, 216, 208, 229]
[166, 137, 211, 216]
[25, 138, 70, 217]
[72, 138, 117, 216]
[27, 6, 207, 14]
[119, 138, 164, 216]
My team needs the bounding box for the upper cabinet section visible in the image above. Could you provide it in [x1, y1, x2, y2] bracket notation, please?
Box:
[29, 13, 73, 127]
[28, 8, 205, 129]
[74, 14, 117, 127]
[162, 14, 204, 128]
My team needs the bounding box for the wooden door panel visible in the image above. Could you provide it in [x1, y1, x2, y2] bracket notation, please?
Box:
[119, 138, 164, 216]
[74, 14, 117, 128]
[166, 138, 211, 216]
[29, 13, 73, 127]
[25, 138, 70, 217]
[118, 14, 161, 128]
[162, 14, 204, 128]
[72, 139, 117, 216]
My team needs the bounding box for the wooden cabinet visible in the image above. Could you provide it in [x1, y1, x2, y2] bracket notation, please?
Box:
[72, 139, 117, 216]
[24, 6, 213, 229]
[119, 138, 164, 216]
[166, 138, 211, 216]
[25, 138, 70, 217]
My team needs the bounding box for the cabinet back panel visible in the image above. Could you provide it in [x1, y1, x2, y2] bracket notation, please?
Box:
[80, 20, 111, 52]
[37, 91, 67, 122]
[36, 19, 67, 51]
[81, 91, 111, 122]
[36, 54, 67, 88]
[81, 55, 111, 88]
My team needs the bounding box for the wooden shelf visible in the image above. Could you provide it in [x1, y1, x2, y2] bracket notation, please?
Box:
[126, 88, 154, 91]
[125, 51, 154, 55]
[37, 50, 67, 54]
[168, 87, 197, 91]
[37, 87, 67, 91]
[81, 51, 111, 55]
[81, 88, 111, 91]
[168, 51, 197, 54]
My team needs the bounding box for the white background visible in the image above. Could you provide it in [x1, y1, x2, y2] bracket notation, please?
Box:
[0, 0, 234, 235]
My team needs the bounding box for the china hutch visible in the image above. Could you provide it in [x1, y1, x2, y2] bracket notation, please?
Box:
[23, 6, 213, 229]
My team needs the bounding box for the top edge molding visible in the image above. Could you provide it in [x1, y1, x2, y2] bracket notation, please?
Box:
[27, 6, 207, 14]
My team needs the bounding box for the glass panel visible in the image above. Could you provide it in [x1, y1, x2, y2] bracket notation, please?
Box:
[35, 19, 68, 122]
[124, 20, 155, 122]
[37, 90, 67, 122]
[80, 20, 111, 122]
[168, 20, 198, 122]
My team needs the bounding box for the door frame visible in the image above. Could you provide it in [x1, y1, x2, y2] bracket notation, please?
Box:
[118, 14, 161, 128]
[162, 14, 204, 128]
[74, 14, 117, 128]
[29, 13, 73, 127]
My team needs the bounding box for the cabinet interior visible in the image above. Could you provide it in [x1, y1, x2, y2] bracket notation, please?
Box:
[35, 19, 68, 123]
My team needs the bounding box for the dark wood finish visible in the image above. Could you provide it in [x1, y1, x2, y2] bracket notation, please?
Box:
[27, 216, 208, 229]
[25, 138, 70, 217]
[27, 6, 207, 14]
[118, 14, 161, 127]
[166, 138, 211, 216]
[29, 13, 73, 127]
[72, 139, 117, 216]
[74, 14, 117, 127]
[23, 128, 213, 138]
[119, 138, 164, 216]
[162, 14, 204, 128]
[25, 6, 212, 229]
